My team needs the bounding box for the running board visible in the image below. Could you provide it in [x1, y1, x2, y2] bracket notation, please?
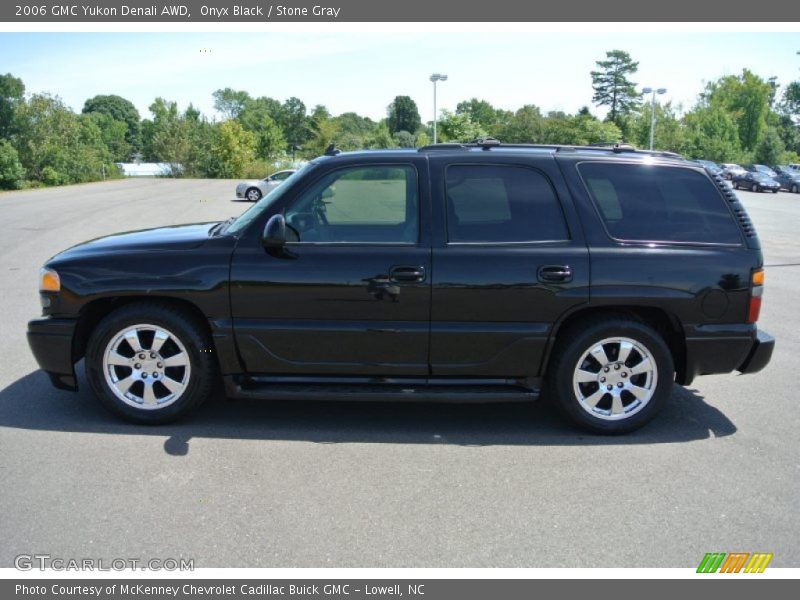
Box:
[226, 377, 540, 403]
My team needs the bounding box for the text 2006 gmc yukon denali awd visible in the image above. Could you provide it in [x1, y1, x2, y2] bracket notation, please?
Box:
[27, 141, 775, 433]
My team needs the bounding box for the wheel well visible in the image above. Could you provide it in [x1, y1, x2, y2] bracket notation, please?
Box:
[545, 306, 686, 382]
[73, 296, 212, 362]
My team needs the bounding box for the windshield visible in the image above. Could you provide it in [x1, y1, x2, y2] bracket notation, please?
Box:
[226, 163, 313, 235]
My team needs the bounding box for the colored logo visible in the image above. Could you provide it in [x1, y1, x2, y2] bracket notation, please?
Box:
[697, 552, 773, 573]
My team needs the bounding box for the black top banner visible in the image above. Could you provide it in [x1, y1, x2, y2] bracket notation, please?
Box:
[4, 0, 800, 22]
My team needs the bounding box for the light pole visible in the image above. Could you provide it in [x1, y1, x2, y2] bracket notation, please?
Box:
[430, 73, 448, 144]
[641, 87, 667, 150]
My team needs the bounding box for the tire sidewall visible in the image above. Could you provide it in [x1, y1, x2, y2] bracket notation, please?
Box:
[85, 305, 214, 424]
[549, 320, 674, 434]
[246, 188, 262, 202]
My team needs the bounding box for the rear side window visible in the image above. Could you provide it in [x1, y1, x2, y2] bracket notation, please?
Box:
[579, 163, 742, 245]
[445, 165, 569, 243]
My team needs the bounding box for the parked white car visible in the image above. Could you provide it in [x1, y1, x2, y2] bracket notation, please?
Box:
[235, 170, 296, 202]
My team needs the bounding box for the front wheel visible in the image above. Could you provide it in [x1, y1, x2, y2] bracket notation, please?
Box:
[85, 302, 218, 424]
[752, 182, 760, 193]
[792, 184, 798, 194]
[245, 187, 262, 202]
[546, 317, 674, 434]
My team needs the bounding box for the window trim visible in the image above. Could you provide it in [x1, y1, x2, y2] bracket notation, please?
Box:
[576, 160, 745, 248]
[442, 162, 572, 246]
[282, 162, 422, 247]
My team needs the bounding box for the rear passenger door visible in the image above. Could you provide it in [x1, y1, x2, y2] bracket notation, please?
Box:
[428, 155, 590, 377]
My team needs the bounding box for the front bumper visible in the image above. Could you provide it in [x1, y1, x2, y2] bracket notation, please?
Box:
[27, 317, 78, 391]
[737, 329, 775, 374]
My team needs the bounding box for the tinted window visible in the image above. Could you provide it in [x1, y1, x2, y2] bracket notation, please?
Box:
[445, 165, 568, 243]
[285, 165, 417, 243]
[579, 163, 742, 245]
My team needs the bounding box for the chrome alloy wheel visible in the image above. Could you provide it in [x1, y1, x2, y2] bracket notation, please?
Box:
[246, 188, 261, 202]
[102, 324, 191, 409]
[572, 337, 658, 421]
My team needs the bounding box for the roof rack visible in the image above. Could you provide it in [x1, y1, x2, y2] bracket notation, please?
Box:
[417, 139, 685, 160]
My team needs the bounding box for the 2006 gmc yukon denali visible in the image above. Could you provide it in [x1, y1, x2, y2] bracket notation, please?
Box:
[27, 141, 775, 433]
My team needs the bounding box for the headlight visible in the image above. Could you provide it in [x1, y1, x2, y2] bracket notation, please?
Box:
[39, 267, 60, 293]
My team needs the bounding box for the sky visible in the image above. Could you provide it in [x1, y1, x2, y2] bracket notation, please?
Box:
[1, 32, 798, 122]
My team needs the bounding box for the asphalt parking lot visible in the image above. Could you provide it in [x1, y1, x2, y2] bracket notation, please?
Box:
[0, 178, 798, 568]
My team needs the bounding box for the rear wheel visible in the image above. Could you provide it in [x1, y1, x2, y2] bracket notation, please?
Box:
[245, 187, 262, 202]
[85, 302, 218, 424]
[546, 317, 674, 434]
[752, 182, 760, 193]
[792, 184, 798, 194]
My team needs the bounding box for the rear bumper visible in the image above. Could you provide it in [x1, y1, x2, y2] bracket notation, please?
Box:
[27, 317, 78, 391]
[737, 329, 775, 374]
[679, 324, 774, 385]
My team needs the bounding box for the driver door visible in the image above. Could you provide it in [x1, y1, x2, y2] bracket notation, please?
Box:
[230, 159, 432, 376]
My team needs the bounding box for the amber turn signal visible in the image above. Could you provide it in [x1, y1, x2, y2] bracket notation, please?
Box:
[752, 269, 765, 286]
[39, 268, 60, 293]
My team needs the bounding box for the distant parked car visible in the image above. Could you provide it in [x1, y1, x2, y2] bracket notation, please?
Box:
[732, 170, 781, 193]
[695, 160, 725, 178]
[236, 170, 296, 202]
[744, 164, 778, 178]
[773, 166, 800, 193]
[721, 163, 746, 180]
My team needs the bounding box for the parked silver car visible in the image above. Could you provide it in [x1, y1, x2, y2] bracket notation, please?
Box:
[721, 163, 746, 180]
[235, 169, 296, 202]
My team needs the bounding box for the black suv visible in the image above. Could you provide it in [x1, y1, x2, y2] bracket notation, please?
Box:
[27, 142, 774, 433]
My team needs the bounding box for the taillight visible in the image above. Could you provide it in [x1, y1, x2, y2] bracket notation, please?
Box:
[747, 269, 764, 323]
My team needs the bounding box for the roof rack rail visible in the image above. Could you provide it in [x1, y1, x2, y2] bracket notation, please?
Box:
[415, 139, 686, 160]
[417, 143, 466, 152]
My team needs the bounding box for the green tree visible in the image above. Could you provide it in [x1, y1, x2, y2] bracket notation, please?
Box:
[208, 120, 256, 178]
[86, 112, 129, 161]
[703, 70, 772, 151]
[212, 88, 251, 120]
[387, 96, 422, 135]
[753, 127, 785, 165]
[365, 123, 394, 149]
[14, 94, 112, 185]
[495, 105, 544, 143]
[542, 113, 621, 145]
[0, 139, 25, 189]
[629, 102, 685, 152]
[278, 97, 310, 148]
[682, 104, 742, 162]
[392, 130, 416, 148]
[0, 73, 25, 138]
[238, 98, 286, 161]
[305, 117, 341, 157]
[82, 94, 141, 152]
[591, 50, 640, 125]
[456, 98, 501, 130]
[437, 110, 486, 142]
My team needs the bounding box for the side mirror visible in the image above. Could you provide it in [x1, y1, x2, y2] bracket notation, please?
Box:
[262, 214, 287, 248]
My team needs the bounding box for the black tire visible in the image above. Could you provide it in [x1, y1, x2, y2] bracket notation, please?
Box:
[792, 184, 798, 194]
[772, 189, 779, 194]
[245, 187, 262, 202]
[546, 316, 674, 434]
[752, 182, 760, 193]
[85, 302, 218, 424]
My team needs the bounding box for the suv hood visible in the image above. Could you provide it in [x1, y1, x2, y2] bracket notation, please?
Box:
[52, 222, 216, 261]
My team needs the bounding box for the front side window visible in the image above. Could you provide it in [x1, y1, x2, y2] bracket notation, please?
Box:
[444, 164, 569, 243]
[579, 162, 742, 245]
[285, 165, 418, 243]
[272, 170, 293, 181]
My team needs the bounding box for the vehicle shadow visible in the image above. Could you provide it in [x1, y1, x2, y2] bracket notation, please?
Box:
[0, 366, 737, 456]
